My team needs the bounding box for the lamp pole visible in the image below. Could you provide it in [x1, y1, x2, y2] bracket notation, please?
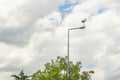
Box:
[67, 19, 86, 80]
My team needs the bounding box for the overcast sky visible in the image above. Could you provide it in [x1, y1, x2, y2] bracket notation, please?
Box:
[0, 0, 120, 80]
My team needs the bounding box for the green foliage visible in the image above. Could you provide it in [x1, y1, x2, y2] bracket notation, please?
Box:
[31, 56, 94, 80]
[11, 56, 94, 80]
[11, 70, 31, 80]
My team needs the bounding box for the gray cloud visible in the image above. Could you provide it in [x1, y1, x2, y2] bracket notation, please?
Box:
[105, 67, 120, 80]
[0, 0, 65, 47]
[0, 27, 32, 46]
[0, 0, 120, 80]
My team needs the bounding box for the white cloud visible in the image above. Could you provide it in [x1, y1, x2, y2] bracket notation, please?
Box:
[0, 0, 65, 79]
[0, 72, 13, 80]
[0, 0, 27, 16]
[62, 0, 120, 80]
[0, 0, 120, 80]
[0, 0, 65, 46]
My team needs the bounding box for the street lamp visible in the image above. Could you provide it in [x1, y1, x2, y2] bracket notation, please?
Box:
[67, 19, 87, 80]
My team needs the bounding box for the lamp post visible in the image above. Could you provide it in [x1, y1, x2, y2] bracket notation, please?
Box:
[67, 19, 86, 80]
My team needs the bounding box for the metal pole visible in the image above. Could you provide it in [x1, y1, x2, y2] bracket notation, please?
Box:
[67, 19, 86, 80]
[67, 27, 85, 80]
[67, 29, 70, 80]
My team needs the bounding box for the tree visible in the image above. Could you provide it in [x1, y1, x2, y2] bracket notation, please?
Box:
[11, 70, 31, 80]
[32, 56, 94, 80]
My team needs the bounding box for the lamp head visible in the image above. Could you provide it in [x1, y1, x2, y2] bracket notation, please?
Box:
[81, 18, 87, 23]
[80, 18, 87, 29]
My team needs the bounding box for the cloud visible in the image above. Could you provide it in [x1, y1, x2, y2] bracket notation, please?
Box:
[106, 67, 120, 80]
[62, 0, 120, 80]
[0, 0, 120, 80]
[0, 0, 65, 46]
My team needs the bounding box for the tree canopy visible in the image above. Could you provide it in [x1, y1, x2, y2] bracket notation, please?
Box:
[31, 56, 94, 80]
[11, 70, 31, 80]
[11, 56, 94, 80]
